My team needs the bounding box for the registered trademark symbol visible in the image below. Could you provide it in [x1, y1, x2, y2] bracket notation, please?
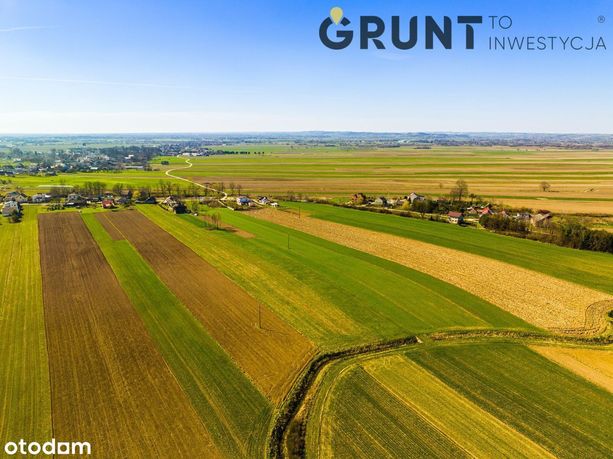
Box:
[598, 15, 606, 23]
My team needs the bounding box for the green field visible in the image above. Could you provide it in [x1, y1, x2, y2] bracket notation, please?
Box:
[285, 202, 613, 294]
[0, 207, 52, 447]
[310, 342, 613, 458]
[139, 206, 533, 348]
[82, 213, 272, 458]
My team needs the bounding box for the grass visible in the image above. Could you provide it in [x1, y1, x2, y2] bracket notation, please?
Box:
[0, 207, 52, 447]
[141, 205, 533, 350]
[82, 213, 272, 458]
[408, 343, 613, 458]
[285, 202, 613, 294]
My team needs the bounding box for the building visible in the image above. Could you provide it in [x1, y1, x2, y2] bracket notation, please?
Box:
[373, 196, 388, 207]
[448, 211, 464, 224]
[64, 193, 87, 207]
[102, 199, 115, 209]
[408, 192, 425, 204]
[2, 200, 21, 217]
[31, 193, 51, 203]
[161, 196, 187, 214]
[531, 211, 552, 227]
[236, 196, 250, 206]
[3, 191, 28, 203]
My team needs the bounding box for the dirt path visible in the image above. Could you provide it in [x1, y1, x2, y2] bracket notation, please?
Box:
[252, 208, 612, 334]
[165, 158, 232, 209]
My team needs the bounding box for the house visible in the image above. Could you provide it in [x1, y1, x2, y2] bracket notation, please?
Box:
[351, 193, 368, 205]
[531, 211, 552, 227]
[257, 196, 270, 205]
[515, 212, 532, 221]
[236, 196, 250, 206]
[479, 207, 495, 218]
[64, 193, 87, 207]
[161, 196, 187, 214]
[135, 196, 157, 204]
[31, 193, 51, 204]
[3, 191, 28, 203]
[408, 192, 425, 204]
[373, 196, 387, 207]
[102, 199, 115, 209]
[2, 200, 21, 217]
[448, 211, 464, 224]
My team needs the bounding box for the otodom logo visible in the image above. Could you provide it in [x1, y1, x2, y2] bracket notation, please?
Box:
[319, 6, 482, 50]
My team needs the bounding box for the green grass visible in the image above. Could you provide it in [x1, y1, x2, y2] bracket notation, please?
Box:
[408, 343, 613, 459]
[82, 213, 272, 458]
[286, 202, 613, 294]
[0, 207, 52, 446]
[140, 205, 533, 350]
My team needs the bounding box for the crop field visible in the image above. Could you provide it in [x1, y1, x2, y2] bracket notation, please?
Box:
[310, 342, 613, 458]
[155, 147, 613, 214]
[530, 345, 613, 393]
[252, 208, 611, 333]
[99, 210, 315, 402]
[38, 212, 216, 457]
[83, 213, 272, 457]
[0, 207, 51, 447]
[138, 206, 533, 346]
[283, 202, 613, 294]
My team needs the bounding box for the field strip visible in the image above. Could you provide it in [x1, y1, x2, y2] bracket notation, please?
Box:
[38, 212, 219, 458]
[101, 210, 316, 403]
[530, 345, 613, 393]
[364, 355, 554, 458]
[0, 207, 52, 446]
[251, 208, 612, 333]
[84, 213, 271, 458]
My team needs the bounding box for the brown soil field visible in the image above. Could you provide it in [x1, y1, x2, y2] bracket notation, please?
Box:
[96, 211, 125, 240]
[499, 199, 613, 215]
[38, 212, 218, 458]
[252, 209, 612, 334]
[530, 346, 613, 393]
[101, 210, 315, 402]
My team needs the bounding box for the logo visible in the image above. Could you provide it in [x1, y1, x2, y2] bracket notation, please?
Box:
[319, 7, 482, 50]
[319, 7, 607, 52]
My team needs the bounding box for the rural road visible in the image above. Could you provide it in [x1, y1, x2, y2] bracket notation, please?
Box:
[165, 158, 232, 209]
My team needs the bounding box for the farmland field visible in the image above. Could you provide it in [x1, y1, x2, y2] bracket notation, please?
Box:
[155, 147, 613, 214]
[138, 205, 534, 345]
[252, 207, 612, 333]
[38, 212, 217, 457]
[83, 213, 272, 457]
[100, 210, 315, 402]
[309, 342, 613, 458]
[0, 207, 51, 447]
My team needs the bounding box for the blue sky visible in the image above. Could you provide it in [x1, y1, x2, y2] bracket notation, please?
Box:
[0, 0, 611, 133]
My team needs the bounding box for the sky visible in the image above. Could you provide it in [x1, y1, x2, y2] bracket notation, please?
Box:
[0, 0, 611, 134]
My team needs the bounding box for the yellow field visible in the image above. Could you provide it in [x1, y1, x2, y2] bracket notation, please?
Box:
[531, 346, 613, 393]
[252, 209, 612, 333]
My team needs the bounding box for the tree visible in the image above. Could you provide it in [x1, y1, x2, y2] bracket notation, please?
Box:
[190, 200, 199, 214]
[540, 181, 551, 192]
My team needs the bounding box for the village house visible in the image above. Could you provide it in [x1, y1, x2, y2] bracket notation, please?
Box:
[448, 211, 464, 224]
[64, 193, 87, 207]
[2, 200, 21, 217]
[407, 192, 425, 204]
[161, 196, 187, 214]
[373, 196, 388, 207]
[531, 210, 552, 228]
[102, 199, 115, 209]
[236, 196, 250, 206]
[31, 193, 51, 204]
[257, 196, 270, 205]
[3, 191, 28, 203]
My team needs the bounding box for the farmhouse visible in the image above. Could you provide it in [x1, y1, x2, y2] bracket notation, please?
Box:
[3, 191, 28, 203]
[102, 199, 115, 209]
[236, 196, 250, 206]
[161, 196, 187, 214]
[373, 197, 388, 207]
[64, 193, 87, 207]
[2, 200, 21, 217]
[532, 210, 552, 227]
[257, 196, 270, 205]
[448, 211, 464, 224]
[31, 193, 51, 203]
[408, 192, 425, 204]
